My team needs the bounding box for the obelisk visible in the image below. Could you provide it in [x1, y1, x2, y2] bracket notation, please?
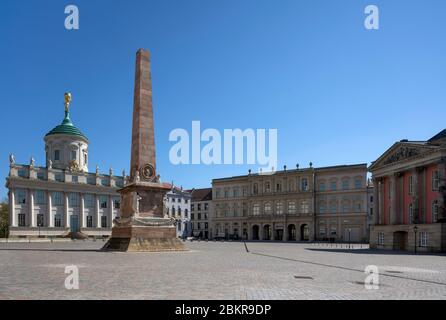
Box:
[130, 49, 156, 183]
[103, 49, 186, 252]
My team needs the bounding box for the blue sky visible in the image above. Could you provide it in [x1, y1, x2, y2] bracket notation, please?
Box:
[1, 0, 446, 199]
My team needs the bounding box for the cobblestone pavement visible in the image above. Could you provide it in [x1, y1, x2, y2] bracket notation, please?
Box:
[1, 240, 446, 300]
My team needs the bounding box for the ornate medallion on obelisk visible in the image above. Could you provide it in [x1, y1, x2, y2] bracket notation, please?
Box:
[103, 49, 186, 252]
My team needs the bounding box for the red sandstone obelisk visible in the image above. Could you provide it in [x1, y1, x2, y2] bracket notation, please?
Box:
[103, 49, 186, 251]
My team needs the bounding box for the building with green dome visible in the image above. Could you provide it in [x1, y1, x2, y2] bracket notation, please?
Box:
[6, 94, 125, 238]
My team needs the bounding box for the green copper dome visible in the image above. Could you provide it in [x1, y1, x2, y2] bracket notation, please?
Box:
[45, 111, 88, 141]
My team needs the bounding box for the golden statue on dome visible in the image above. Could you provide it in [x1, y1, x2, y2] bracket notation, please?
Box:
[64, 92, 72, 113]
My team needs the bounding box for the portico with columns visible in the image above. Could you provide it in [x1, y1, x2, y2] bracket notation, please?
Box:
[369, 130, 446, 252]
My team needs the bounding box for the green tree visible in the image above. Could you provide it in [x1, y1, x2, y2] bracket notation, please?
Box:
[0, 200, 9, 238]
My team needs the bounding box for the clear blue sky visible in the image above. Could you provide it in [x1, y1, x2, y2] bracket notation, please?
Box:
[1, 0, 446, 199]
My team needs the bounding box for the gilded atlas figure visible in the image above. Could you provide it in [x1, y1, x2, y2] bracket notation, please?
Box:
[64, 92, 71, 113]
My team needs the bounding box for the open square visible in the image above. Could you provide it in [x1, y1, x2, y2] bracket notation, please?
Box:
[1, 241, 445, 300]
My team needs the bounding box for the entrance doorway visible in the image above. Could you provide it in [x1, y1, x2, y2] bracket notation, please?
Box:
[263, 225, 271, 240]
[252, 225, 260, 240]
[393, 231, 408, 250]
[70, 215, 79, 233]
[275, 229, 284, 241]
[300, 224, 309, 241]
[288, 224, 296, 241]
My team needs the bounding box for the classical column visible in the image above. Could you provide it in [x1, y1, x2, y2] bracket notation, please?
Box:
[109, 195, 113, 228]
[438, 160, 446, 221]
[412, 168, 419, 223]
[29, 189, 36, 227]
[9, 188, 17, 227]
[372, 179, 379, 225]
[47, 191, 53, 227]
[64, 193, 70, 228]
[390, 175, 397, 224]
[80, 194, 85, 229]
[96, 195, 101, 228]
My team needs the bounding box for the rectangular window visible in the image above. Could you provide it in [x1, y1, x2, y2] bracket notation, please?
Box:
[54, 150, 60, 161]
[253, 203, 260, 215]
[198, 204, 201, 211]
[330, 181, 337, 191]
[18, 169, 27, 178]
[35, 190, 46, 205]
[114, 199, 120, 209]
[198, 213, 201, 220]
[319, 204, 326, 214]
[52, 192, 63, 206]
[101, 178, 109, 186]
[68, 193, 79, 207]
[355, 178, 362, 189]
[100, 196, 108, 209]
[71, 175, 78, 183]
[432, 170, 440, 191]
[54, 214, 62, 227]
[71, 150, 77, 160]
[16, 189, 26, 204]
[87, 216, 93, 228]
[197, 222, 201, 229]
[205, 222, 208, 229]
[101, 216, 107, 228]
[37, 172, 45, 180]
[276, 202, 283, 215]
[433, 201, 439, 222]
[84, 194, 94, 208]
[420, 232, 428, 247]
[319, 182, 325, 192]
[87, 176, 96, 185]
[55, 173, 64, 182]
[288, 201, 296, 214]
[191, 213, 194, 220]
[301, 178, 308, 191]
[378, 232, 384, 245]
[191, 204, 195, 211]
[301, 201, 310, 214]
[18, 213, 26, 226]
[342, 180, 349, 190]
[409, 176, 413, 195]
[265, 182, 271, 193]
[204, 203, 208, 210]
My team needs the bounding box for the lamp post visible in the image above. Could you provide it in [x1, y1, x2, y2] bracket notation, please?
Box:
[414, 225, 418, 254]
[348, 228, 351, 249]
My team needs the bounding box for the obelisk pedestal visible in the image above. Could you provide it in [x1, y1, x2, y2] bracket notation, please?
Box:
[103, 49, 186, 252]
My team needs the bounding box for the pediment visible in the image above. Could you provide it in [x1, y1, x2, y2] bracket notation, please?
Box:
[369, 142, 438, 170]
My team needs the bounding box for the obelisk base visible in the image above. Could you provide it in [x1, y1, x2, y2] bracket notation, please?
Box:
[103, 225, 187, 252]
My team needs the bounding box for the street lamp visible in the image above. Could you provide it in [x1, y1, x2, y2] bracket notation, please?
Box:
[414, 225, 418, 254]
[348, 228, 352, 249]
